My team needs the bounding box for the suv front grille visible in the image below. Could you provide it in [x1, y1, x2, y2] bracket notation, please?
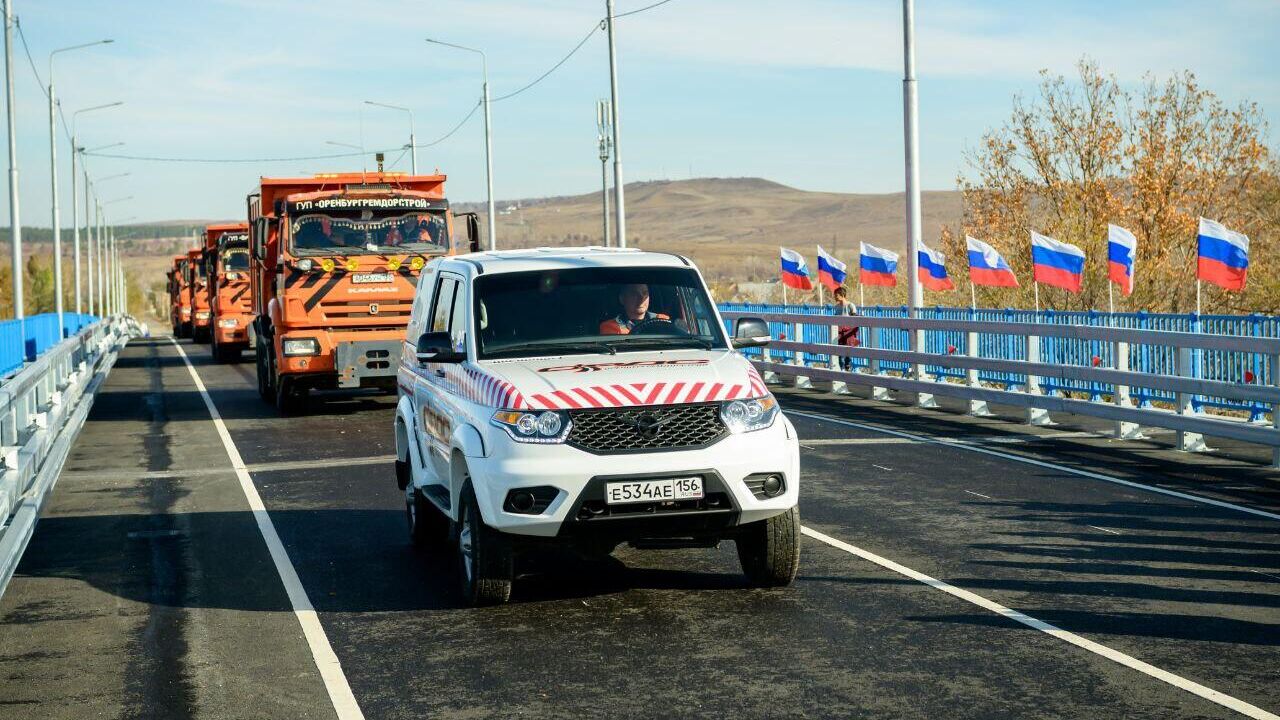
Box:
[567, 403, 727, 454]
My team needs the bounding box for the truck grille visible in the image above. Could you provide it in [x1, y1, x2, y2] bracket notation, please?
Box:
[567, 403, 726, 454]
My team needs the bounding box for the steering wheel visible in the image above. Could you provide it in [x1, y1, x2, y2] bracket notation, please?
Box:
[628, 317, 683, 336]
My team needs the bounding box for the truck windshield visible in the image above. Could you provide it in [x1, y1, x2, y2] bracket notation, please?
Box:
[289, 209, 449, 256]
[221, 249, 249, 271]
[474, 267, 728, 360]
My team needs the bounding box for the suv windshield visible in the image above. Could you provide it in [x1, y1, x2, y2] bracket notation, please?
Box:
[289, 208, 449, 256]
[474, 266, 727, 359]
[221, 248, 249, 271]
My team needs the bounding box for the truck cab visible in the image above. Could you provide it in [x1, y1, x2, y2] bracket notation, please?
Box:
[247, 172, 479, 413]
[187, 247, 212, 342]
[393, 247, 799, 605]
[203, 223, 252, 362]
[169, 255, 192, 337]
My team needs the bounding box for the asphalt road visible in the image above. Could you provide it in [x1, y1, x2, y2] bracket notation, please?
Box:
[0, 335, 1277, 719]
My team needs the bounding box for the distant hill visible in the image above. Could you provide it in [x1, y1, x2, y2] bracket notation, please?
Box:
[458, 177, 963, 293]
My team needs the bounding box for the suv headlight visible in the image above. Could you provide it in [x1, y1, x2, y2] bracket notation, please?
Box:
[490, 410, 572, 444]
[282, 337, 320, 356]
[720, 395, 779, 434]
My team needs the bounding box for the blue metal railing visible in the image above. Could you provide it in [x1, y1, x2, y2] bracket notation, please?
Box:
[0, 313, 100, 377]
[719, 303, 1276, 419]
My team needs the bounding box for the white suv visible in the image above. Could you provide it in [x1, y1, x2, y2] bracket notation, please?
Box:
[394, 247, 800, 605]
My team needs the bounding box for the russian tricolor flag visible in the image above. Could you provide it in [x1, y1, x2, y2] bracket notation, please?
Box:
[918, 245, 954, 292]
[966, 236, 1018, 287]
[1107, 224, 1137, 296]
[780, 247, 814, 290]
[1031, 231, 1085, 293]
[859, 242, 898, 287]
[815, 246, 847, 292]
[1197, 217, 1249, 291]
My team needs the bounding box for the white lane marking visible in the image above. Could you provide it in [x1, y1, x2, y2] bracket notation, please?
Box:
[787, 410, 1280, 524]
[170, 339, 365, 720]
[872, 464, 893, 472]
[1248, 569, 1280, 582]
[800, 525, 1279, 720]
[801, 437, 918, 446]
[63, 455, 395, 481]
[1088, 525, 1122, 535]
[964, 490, 992, 500]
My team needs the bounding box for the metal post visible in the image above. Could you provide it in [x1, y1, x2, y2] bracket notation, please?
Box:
[793, 321, 812, 389]
[4, 0, 22, 321]
[902, 0, 929, 408]
[597, 99, 611, 247]
[95, 202, 104, 315]
[85, 179, 94, 315]
[605, 0, 626, 248]
[71, 140, 80, 316]
[830, 323, 850, 394]
[1025, 334, 1053, 425]
[1174, 345, 1209, 452]
[1112, 340, 1143, 439]
[966, 329, 991, 416]
[1271, 352, 1279, 470]
[48, 85, 63, 335]
[481, 76, 495, 251]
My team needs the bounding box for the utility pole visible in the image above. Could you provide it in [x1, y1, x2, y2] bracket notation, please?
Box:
[4, 0, 22, 320]
[596, 99, 612, 247]
[85, 178, 93, 315]
[605, 0, 626, 248]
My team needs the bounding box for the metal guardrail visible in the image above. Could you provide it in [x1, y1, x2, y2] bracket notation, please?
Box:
[720, 303, 1277, 419]
[0, 316, 146, 599]
[720, 308, 1280, 468]
[0, 313, 101, 377]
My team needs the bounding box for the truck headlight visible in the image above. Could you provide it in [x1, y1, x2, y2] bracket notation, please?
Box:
[195, 311, 211, 320]
[282, 337, 320, 356]
[296, 258, 314, 272]
[490, 410, 572, 444]
[218, 318, 238, 328]
[720, 395, 779, 434]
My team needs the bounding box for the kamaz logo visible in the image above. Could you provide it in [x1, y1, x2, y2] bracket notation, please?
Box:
[369, 303, 380, 315]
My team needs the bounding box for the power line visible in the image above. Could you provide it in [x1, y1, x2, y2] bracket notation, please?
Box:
[13, 18, 49, 101]
[491, 25, 600, 102]
[615, 0, 677, 19]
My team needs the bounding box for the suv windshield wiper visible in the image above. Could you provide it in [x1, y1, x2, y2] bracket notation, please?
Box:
[605, 336, 714, 350]
[486, 341, 618, 358]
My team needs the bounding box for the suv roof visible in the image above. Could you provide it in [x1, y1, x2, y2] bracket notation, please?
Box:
[436, 247, 693, 277]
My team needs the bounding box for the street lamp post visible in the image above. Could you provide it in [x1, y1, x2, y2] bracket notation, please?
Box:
[425, 38, 496, 250]
[71, 101, 123, 316]
[365, 100, 417, 174]
[596, 99, 612, 247]
[94, 180, 128, 315]
[605, 0, 627, 248]
[4, 0, 22, 319]
[102, 198, 132, 315]
[48, 39, 113, 334]
[901, 0, 930, 408]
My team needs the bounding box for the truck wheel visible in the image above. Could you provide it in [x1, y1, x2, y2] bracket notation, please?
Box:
[736, 506, 801, 587]
[275, 375, 308, 415]
[406, 485, 449, 548]
[255, 344, 271, 401]
[457, 484, 512, 606]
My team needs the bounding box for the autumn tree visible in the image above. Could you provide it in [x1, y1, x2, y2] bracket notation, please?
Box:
[947, 58, 1272, 313]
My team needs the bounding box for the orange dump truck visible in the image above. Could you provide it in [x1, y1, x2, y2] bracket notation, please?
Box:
[169, 255, 193, 337]
[247, 172, 478, 412]
[187, 247, 213, 342]
[203, 223, 253, 362]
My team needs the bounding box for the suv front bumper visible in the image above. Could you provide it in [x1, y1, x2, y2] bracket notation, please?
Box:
[467, 415, 800, 538]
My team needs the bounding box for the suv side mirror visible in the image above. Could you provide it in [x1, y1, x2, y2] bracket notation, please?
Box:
[416, 331, 465, 364]
[732, 317, 771, 349]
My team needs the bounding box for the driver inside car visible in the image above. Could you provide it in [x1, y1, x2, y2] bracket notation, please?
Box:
[599, 283, 669, 335]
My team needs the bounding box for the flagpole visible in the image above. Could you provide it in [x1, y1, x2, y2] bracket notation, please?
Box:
[970, 283, 976, 310]
[1108, 282, 1114, 316]
[783, 283, 788, 306]
[1034, 281, 1040, 316]
[1195, 280, 1201, 317]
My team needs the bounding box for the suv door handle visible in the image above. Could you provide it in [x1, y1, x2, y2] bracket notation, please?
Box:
[433, 368, 446, 378]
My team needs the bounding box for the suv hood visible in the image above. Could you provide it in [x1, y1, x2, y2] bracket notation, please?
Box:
[468, 350, 769, 410]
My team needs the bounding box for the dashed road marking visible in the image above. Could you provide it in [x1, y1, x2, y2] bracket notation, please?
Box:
[170, 339, 365, 720]
[872, 464, 893, 472]
[1087, 525, 1122, 535]
[787, 409, 1280, 524]
[963, 490, 992, 500]
[800, 525, 1279, 720]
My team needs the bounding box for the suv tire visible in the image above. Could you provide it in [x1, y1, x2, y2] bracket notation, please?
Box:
[457, 484, 512, 606]
[736, 506, 801, 587]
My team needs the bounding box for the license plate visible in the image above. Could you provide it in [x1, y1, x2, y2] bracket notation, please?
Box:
[352, 272, 394, 284]
[605, 476, 704, 505]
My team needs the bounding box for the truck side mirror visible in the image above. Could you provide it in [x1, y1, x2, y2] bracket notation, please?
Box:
[732, 317, 771, 349]
[454, 212, 482, 253]
[416, 331, 465, 365]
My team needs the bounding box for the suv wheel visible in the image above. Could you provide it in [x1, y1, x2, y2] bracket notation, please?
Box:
[457, 484, 512, 606]
[406, 484, 449, 547]
[736, 506, 801, 587]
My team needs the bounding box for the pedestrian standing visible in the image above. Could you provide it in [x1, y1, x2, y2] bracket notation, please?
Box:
[833, 286, 859, 371]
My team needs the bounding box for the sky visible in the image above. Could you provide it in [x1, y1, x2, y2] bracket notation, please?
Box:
[2, 0, 1278, 224]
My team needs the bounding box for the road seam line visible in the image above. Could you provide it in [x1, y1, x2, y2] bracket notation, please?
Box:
[169, 339, 365, 720]
[800, 525, 1278, 720]
[787, 409, 1280, 523]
